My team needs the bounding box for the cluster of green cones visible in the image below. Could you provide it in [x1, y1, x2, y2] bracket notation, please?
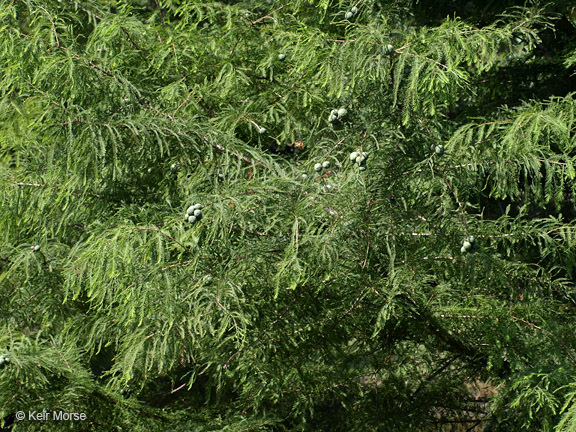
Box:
[314, 160, 331, 172]
[344, 6, 358, 20]
[185, 203, 203, 224]
[460, 235, 478, 254]
[328, 107, 347, 124]
[349, 150, 369, 171]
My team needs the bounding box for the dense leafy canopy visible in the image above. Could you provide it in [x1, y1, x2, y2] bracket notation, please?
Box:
[2, 0, 576, 430]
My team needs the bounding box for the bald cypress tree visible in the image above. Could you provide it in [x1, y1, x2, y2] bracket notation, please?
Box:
[2, 0, 576, 430]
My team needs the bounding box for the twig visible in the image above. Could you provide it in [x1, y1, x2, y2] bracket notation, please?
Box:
[208, 137, 269, 169]
[362, 235, 370, 269]
[231, 225, 267, 237]
[12, 182, 44, 187]
[133, 227, 188, 250]
[49, 340, 72, 371]
[215, 290, 239, 334]
[38, 6, 60, 48]
[510, 314, 576, 366]
[170, 383, 187, 394]
[161, 261, 193, 271]
[145, 331, 161, 340]
[250, 3, 286, 25]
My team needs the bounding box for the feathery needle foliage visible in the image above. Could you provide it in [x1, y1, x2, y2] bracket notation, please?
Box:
[2, 0, 576, 430]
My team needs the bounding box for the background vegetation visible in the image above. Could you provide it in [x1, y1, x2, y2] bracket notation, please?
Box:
[2, 0, 576, 430]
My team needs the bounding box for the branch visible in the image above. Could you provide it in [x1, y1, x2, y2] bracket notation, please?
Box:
[231, 225, 267, 237]
[210, 139, 268, 169]
[160, 260, 193, 271]
[401, 157, 567, 176]
[400, 294, 488, 365]
[510, 314, 576, 366]
[133, 227, 188, 250]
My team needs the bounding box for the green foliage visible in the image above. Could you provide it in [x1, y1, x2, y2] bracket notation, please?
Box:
[1, 0, 576, 430]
